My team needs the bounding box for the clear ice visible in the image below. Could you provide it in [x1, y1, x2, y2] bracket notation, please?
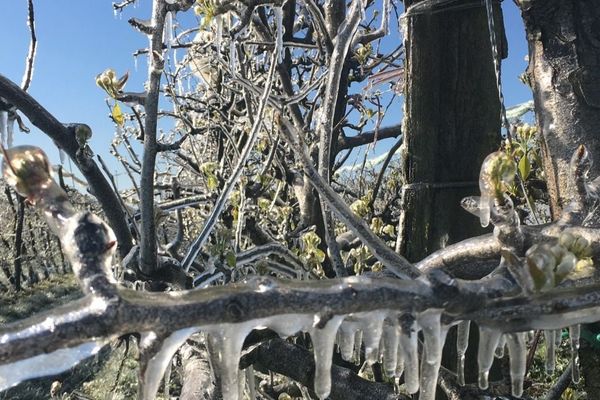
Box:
[477, 327, 501, 389]
[309, 315, 344, 400]
[399, 318, 420, 394]
[140, 328, 199, 400]
[274, 6, 284, 64]
[544, 329, 556, 374]
[505, 332, 526, 397]
[456, 320, 470, 386]
[418, 310, 447, 400]
[0, 340, 106, 391]
[569, 325, 581, 383]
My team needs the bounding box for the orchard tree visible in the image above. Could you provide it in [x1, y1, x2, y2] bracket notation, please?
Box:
[1, 0, 600, 399]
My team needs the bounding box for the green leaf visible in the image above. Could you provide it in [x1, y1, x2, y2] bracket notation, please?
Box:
[312, 248, 326, 263]
[518, 155, 531, 180]
[225, 251, 236, 268]
[112, 103, 125, 126]
[206, 174, 218, 190]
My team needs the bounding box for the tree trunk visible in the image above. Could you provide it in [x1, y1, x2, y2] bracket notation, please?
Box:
[399, 2, 505, 263]
[521, 0, 600, 217]
[520, 1, 600, 397]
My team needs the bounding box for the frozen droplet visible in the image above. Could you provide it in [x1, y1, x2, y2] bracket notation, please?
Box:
[477, 327, 501, 389]
[382, 317, 400, 377]
[544, 330, 556, 374]
[309, 315, 344, 400]
[456, 320, 470, 386]
[506, 332, 526, 398]
[479, 194, 491, 227]
[418, 310, 447, 400]
[140, 327, 199, 400]
[399, 317, 419, 394]
[0, 340, 106, 391]
[569, 325, 581, 383]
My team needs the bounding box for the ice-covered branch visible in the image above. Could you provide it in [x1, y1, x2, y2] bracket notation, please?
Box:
[3, 145, 600, 400]
[0, 74, 133, 258]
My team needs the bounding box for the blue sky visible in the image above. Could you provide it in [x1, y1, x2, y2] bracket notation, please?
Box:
[0, 1, 532, 184]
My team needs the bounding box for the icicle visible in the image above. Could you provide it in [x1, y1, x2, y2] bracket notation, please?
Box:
[59, 149, 66, 164]
[165, 11, 173, 54]
[418, 310, 447, 400]
[353, 329, 363, 363]
[245, 366, 256, 400]
[477, 327, 502, 389]
[495, 334, 506, 358]
[273, 6, 284, 64]
[229, 41, 238, 75]
[6, 116, 14, 148]
[338, 319, 359, 362]
[0, 340, 106, 391]
[505, 332, 526, 398]
[555, 328, 563, 347]
[399, 317, 419, 394]
[308, 315, 344, 400]
[134, 54, 139, 72]
[544, 329, 556, 374]
[268, 314, 313, 338]
[140, 328, 199, 400]
[359, 311, 386, 364]
[569, 325, 581, 383]
[456, 320, 470, 386]
[382, 317, 400, 377]
[206, 320, 261, 400]
[395, 337, 405, 379]
[214, 15, 223, 54]
[0, 111, 6, 147]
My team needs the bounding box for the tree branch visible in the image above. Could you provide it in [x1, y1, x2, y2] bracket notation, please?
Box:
[0, 74, 133, 258]
[337, 124, 402, 151]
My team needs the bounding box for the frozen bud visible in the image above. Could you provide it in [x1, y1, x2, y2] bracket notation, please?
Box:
[558, 232, 576, 248]
[526, 244, 556, 292]
[571, 236, 590, 257]
[2, 145, 52, 201]
[50, 381, 62, 398]
[555, 252, 577, 282]
[549, 244, 567, 260]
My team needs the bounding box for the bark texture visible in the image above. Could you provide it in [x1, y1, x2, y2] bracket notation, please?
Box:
[400, 2, 505, 262]
[522, 0, 600, 216]
[521, 2, 600, 397]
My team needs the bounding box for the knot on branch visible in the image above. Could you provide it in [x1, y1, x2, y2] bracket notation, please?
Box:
[561, 144, 600, 225]
[63, 212, 118, 295]
[424, 269, 459, 306]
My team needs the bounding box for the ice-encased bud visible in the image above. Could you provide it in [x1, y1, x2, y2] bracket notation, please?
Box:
[2, 145, 53, 201]
[478, 151, 516, 227]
